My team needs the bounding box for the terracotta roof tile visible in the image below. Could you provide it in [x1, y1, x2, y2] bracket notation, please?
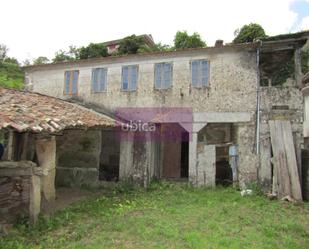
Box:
[0, 87, 117, 133]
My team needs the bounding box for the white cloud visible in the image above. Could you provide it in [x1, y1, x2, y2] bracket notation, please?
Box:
[299, 16, 309, 30]
[0, 0, 301, 62]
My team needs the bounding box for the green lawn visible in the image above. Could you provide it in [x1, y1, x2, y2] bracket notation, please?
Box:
[1, 182, 309, 249]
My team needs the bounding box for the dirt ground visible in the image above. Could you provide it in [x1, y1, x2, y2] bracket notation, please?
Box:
[41, 187, 102, 215]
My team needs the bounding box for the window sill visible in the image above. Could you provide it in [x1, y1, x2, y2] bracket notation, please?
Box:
[91, 91, 107, 94]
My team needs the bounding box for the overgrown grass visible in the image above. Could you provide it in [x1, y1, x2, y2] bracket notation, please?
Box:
[1, 182, 309, 249]
[0, 62, 24, 89]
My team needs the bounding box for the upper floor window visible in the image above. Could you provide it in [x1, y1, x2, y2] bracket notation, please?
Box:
[64, 70, 79, 95]
[122, 65, 138, 91]
[191, 60, 209, 87]
[154, 63, 172, 89]
[92, 68, 107, 92]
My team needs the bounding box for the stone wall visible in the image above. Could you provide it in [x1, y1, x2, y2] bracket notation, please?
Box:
[56, 129, 101, 187]
[25, 49, 258, 113]
[24, 47, 304, 190]
[0, 161, 41, 224]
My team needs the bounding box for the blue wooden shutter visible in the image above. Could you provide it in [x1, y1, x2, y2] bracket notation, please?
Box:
[122, 66, 129, 90]
[92, 69, 98, 92]
[98, 68, 103, 92]
[163, 63, 172, 88]
[72, 70, 78, 94]
[100, 68, 107, 91]
[65, 71, 70, 94]
[192, 61, 199, 87]
[130, 66, 137, 91]
[201, 60, 208, 86]
[155, 64, 162, 89]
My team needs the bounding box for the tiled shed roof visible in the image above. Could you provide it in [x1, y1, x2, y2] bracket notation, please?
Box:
[0, 87, 117, 133]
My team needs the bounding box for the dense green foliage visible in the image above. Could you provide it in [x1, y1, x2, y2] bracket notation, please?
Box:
[233, 23, 267, 43]
[0, 61, 24, 89]
[78, 43, 108, 59]
[1, 182, 309, 249]
[0, 44, 8, 61]
[174, 31, 206, 49]
[33, 56, 50, 65]
[52, 48, 76, 63]
[138, 42, 173, 53]
[302, 50, 309, 74]
[272, 59, 295, 86]
[118, 35, 146, 55]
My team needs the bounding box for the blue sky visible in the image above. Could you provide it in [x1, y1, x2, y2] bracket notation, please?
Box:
[1, 0, 308, 62]
[291, 0, 309, 30]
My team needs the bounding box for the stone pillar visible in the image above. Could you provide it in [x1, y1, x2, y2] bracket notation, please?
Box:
[119, 132, 134, 181]
[7, 130, 14, 161]
[188, 123, 208, 186]
[35, 136, 56, 202]
[189, 132, 198, 185]
[197, 144, 216, 187]
[29, 172, 41, 224]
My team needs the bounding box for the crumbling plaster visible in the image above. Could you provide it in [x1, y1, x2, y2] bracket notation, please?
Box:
[24, 48, 304, 189]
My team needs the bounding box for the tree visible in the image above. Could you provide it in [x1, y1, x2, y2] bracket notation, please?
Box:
[233, 23, 267, 43]
[4, 57, 19, 65]
[0, 44, 8, 62]
[174, 31, 206, 50]
[22, 59, 31, 66]
[52, 49, 75, 63]
[138, 42, 173, 53]
[118, 35, 145, 54]
[33, 56, 50, 65]
[78, 43, 108, 59]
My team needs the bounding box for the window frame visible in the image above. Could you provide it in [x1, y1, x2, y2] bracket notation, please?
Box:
[154, 62, 173, 90]
[190, 59, 210, 88]
[91, 67, 108, 93]
[64, 70, 79, 95]
[121, 65, 139, 92]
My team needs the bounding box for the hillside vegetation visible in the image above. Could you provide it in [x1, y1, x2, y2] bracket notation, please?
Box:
[0, 61, 24, 89]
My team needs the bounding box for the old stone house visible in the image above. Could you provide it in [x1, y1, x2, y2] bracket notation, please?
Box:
[23, 33, 307, 196]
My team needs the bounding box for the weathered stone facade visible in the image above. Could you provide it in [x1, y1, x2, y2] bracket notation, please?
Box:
[56, 129, 101, 187]
[24, 41, 305, 190]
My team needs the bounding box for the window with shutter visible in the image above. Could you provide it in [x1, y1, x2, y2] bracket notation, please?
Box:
[64, 70, 79, 95]
[191, 60, 209, 87]
[154, 62, 172, 89]
[122, 66, 129, 90]
[65, 71, 71, 94]
[91, 68, 107, 93]
[122, 65, 138, 91]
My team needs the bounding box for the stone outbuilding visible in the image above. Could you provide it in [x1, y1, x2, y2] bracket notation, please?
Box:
[0, 87, 118, 224]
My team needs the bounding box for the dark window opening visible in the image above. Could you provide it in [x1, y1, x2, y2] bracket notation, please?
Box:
[215, 146, 233, 186]
[99, 157, 119, 182]
[99, 130, 120, 182]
